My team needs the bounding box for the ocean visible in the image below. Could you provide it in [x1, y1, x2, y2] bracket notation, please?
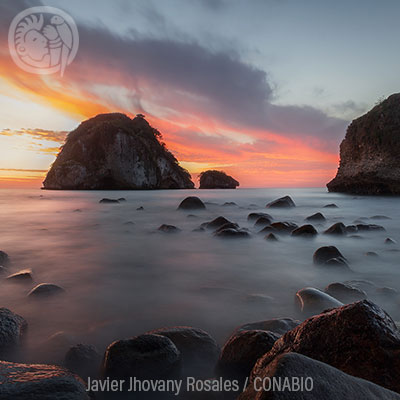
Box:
[0, 188, 399, 363]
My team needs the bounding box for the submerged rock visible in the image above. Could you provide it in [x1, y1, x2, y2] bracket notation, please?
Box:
[325, 282, 367, 303]
[323, 203, 338, 208]
[305, 212, 326, 222]
[251, 300, 400, 393]
[43, 113, 194, 190]
[102, 334, 181, 380]
[178, 196, 206, 210]
[247, 212, 272, 222]
[327, 94, 400, 195]
[28, 283, 65, 298]
[158, 224, 181, 233]
[266, 196, 295, 208]
[0, 308, 27, 360]
[324, 222, 347, 235]
[99, 198, 119, 204]
[214, 228, 250, 238]
[64, 344, 102, 380]
[259, 222, 298, 235]
[199, 170, 239, 189]
[0, 360, 90, 400]
[254, 216, 272, 228]
[265, 233, 278, 241]
[385, 237, 397, 245]
[6, 269, 33, 283]
[313, 246, 347, 265]
[240, 353, 400, 400]
[295, 287, 343, 315]
[201, 216, 231, 230]
[356, 223, 385, 232]
[235, 318, 300, 336]
[148, 326, 219, 378]
[291, 224, 318, 237]
[0, 250, 10, 267]
[217, 330, 279, 382]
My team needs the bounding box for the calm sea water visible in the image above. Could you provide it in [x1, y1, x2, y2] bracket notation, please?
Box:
[0, 188, 399, 363]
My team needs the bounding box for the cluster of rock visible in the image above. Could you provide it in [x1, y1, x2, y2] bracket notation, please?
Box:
[43, 113, 194, 190]
[199, 170, 239, 189]
[328, 93, 400, 195]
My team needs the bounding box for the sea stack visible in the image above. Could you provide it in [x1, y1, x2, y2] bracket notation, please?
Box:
[327, 94, 400, 195]
[199, 170, 239, 189]
[43, 113, 194, 190]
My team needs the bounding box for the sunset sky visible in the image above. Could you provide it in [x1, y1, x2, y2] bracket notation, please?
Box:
[1, 0, 399, 188]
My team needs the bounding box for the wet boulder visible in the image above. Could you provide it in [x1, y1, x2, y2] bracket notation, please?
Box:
[324, 222, 347, 235]
[240, 353, 400, 400]
[266, 196, 295, 208]
[148, 326, 219, 378]
[158, 224, 181, 233]
[295, 287, 343, 315]
[0, 360, 90, 400]
[28, 283, 65, 298]
[305, 212, 326, 222]
[251, 300, 400, 393]
[356, 223, 385, 232]
[323, 257, 351, 271]
[217, 330, 279, 382]
[325, 282, 367, 303]
[64, 344, 102, 381]
[248, 212, 272, 222]
[265, 233, 278, 241]
[313, 246, 347, 265]
[6, 269, 33, 283]
[254, 216, 272, 228]
[291, 224, 318, 237]
[214, 228, 250, 238]
[102, 334, 181, 380]
[259, 222, 298, 235]
[0, 308, 27, 360]
[178, 196, 206, 210]
[201, 216, 231, 230]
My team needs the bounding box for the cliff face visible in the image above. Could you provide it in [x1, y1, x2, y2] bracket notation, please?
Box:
[43, 114, 194, 190]
[327, 94, 400, 195]
[199, 170, 239, 189]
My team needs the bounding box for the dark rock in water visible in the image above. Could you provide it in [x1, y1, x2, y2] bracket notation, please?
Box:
[295, 287, 343, 315]
[222, 201, 237, 207]
[240, 352, 400, 400]
[28, 283, 65, 298]
[0, 360, 90, 399]
[265, 233, 278, 241]
[99, 198, 119, 204]
[356, 223, 385, 232]
[291, 224, 318, 237]
[34, 331, 76, 366]
[158, 224, 181, 234]
[0, 250, 10, 266]
[192, 227, 205, 233]
[327, 94, 400, 195]
[344, 280, 377, 294]
[247, 212, 272, 222]
[199, 170, 239, 189]
[214, 222, 240, 234]
[323, 257, 351, 271]
[254, 216, 272, 228]
[137, 206, 144, 210]
[325, 282, 367, 303]
[313, 246, 346, 265]
[6, 269, 33, 283]
[365, 251, 379, 257]
[43, 113, 194, 190]
[371, 215, 391, 220]
[346, 225, 358, 234]
[235, 318, 300, 336]
[217, 330, 279, 382]
[0, 266, 6, 275]
[376, 287, 399, 298]
[64, 344, 102, 380]
[187, 214, 198, 218]
[305, 212, 326, 222]
[214, 228, 250, 238]
[266, 195, 295, 208]
[178, 196, 206, 210]
[118, 197, 126, 202]
[123, 221, 135, 226]
[251, 300, 400, 393]
[0, 308, 27, 360]
[148, 326, 219, 378]
[324, 222, 347, 235]
[385, 237, 397, 245]
[201, 216, 231, 230]
[102, 334, 181, 380]
[323, 203, 338, 208]
[259, 221, 298, 235]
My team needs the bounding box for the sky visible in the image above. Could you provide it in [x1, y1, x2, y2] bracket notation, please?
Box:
[0, 0, 399, 188]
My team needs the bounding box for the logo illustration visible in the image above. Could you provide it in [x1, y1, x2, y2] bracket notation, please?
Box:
[8, 6, 79, 77]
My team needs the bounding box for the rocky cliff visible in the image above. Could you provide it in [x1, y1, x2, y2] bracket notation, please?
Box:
[199, 170, 239, 189]
[327, 94, 400, 195]
[43, 114, 194, 190]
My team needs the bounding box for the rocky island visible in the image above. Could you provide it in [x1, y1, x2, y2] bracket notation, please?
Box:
[327, 94, 400, 195]
[199, 170, 239, 189]
[43, 113, 194, 190]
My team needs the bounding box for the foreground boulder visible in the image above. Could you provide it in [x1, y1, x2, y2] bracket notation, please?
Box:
[178, 196, 206, 210]
[0, 308, 27, 360]
[0, 360, 90, 399]
[43, 113, 194, 190]
[199, 170, 239, 189]
[148, 326, 219, 378]
[266, 196, 295, 208]
[251, 300, 400, 393]
[240, 352, 400, 400]
[102, 334, 181, 380]
[327, 93, 400, 195]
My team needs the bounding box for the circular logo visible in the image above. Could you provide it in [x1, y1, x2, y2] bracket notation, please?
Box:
[8, 6, 79, 77]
